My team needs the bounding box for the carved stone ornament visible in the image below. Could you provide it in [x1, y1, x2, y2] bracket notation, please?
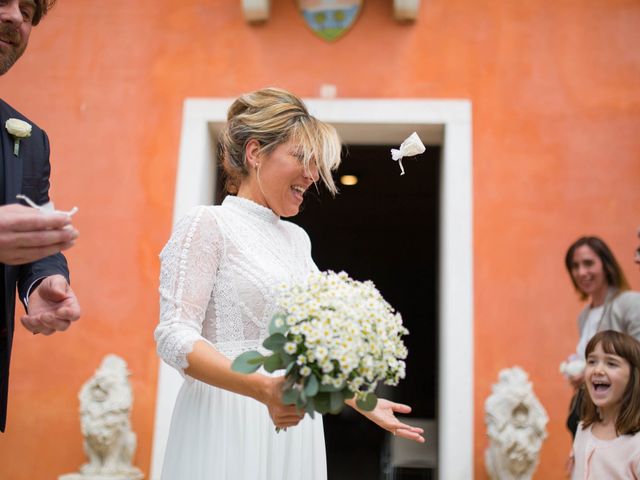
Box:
[242, 0, 418, 25]
[242, 0, 270, 22]
[484, 367, 548, 480]
[394, 0, 421, 21]
[59, 355, 144, 480]
[297, 0, 363, 42]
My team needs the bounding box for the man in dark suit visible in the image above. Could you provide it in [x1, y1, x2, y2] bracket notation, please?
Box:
[0, 0, 81, 432]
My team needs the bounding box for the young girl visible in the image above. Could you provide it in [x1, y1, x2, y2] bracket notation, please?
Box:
[572, 330, 640, 479]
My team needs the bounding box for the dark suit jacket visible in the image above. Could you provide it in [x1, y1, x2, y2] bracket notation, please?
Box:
[0, 99, 69, 432]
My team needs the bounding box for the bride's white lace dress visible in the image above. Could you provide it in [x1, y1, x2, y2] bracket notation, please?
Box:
[155, 196, 326, 480]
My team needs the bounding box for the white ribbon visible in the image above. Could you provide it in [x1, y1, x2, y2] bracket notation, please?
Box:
[390, 132, 426, 175]
[16, 194, 78, 217]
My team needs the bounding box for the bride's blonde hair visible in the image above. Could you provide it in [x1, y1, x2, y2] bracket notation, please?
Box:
[219, 87, 342, 195]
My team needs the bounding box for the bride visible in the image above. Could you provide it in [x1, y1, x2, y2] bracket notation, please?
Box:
[155, 87, 425, 479]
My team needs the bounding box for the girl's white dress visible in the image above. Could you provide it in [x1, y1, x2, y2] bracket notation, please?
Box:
[155, 196, 326, 480]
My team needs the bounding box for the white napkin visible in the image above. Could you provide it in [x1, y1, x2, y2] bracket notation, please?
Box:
[390, 132, 426, 175]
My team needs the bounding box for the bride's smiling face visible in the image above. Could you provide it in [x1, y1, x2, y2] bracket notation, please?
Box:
[239, 139, 319, 218]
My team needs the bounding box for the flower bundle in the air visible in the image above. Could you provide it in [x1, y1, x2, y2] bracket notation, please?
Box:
[232, 270, 408, 416]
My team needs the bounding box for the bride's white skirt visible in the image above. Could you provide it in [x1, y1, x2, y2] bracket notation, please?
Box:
[161, 379, 327, 480]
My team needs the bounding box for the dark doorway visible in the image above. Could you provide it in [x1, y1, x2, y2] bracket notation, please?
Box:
[291, 144, 441, 479]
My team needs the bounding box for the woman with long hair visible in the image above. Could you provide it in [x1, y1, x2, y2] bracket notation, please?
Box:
[564, 236, 640, 437]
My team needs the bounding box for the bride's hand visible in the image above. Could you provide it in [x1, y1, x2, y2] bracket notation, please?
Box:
[352, 398, 425, 443]
[262, 376, 304, 429]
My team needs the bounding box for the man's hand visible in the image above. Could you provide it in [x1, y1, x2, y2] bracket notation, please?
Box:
[0, 204, 78, 265]
[21, 275, 81, 335]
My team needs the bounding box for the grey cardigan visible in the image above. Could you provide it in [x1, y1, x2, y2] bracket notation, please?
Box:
[577, 289, 640, 341]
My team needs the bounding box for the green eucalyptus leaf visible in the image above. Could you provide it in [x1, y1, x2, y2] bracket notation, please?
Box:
[342, 389, 355, 400]
[305, 397, 316, 418]
[319, 382, 341, 393]
[314, 392, 331, 414]
[281, 352, 295, 365]
[304, 375, 319, 397]
[297, 389, 307, 410]
[230, 351, 265, 374]
[356, 393, 378, 412]
[269, 314, 289, 335]
[263, 352, 284, 373]
[282, 388, 298, 405]
[262, 333, 287, 352]
[283, 374, 297, 391]
[285, 361, 296, 376]
[329, 391, 344, 414]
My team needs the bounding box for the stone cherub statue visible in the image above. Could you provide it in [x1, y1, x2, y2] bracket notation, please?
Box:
[60, 354, 143, 480]
[485, 367, 548, 480]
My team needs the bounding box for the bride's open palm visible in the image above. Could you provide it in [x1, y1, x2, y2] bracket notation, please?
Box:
[355, 398, 425, 443]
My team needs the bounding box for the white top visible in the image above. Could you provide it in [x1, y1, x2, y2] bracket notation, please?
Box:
[155, 195, 318, 375]
[576, 305, 604, 359]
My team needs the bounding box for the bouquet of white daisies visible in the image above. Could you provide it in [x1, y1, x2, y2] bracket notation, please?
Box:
[232, 270, 408, 416]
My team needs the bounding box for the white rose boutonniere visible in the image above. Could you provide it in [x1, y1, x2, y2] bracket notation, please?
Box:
[5, 118, 32, 156]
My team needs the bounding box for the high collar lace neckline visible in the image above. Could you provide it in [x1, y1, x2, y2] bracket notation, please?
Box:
[222, 195, 280, 225]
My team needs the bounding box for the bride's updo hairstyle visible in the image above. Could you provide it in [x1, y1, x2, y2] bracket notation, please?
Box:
[219, 87, 342, 195]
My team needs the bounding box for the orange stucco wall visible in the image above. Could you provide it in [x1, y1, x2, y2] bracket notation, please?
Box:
[0, 1, 638, 478]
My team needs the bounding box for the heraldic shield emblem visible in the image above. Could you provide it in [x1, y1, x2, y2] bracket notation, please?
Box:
[298, 0, 363, 42]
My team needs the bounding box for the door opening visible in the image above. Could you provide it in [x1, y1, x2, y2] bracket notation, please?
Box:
[291, 143, 440, 478]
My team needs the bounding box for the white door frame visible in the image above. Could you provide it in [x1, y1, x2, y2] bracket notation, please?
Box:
[151, 98, 474, 480]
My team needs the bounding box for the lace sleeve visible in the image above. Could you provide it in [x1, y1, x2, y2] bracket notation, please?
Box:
[155, 206, 222, 375]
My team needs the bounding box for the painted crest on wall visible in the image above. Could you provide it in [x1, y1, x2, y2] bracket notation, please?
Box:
[298, 0, 363, 42]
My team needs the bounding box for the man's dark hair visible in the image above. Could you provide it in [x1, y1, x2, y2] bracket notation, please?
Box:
[33, 0, 56, 26]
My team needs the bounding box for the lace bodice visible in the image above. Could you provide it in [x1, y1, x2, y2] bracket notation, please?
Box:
[155, 196, 318, 376]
